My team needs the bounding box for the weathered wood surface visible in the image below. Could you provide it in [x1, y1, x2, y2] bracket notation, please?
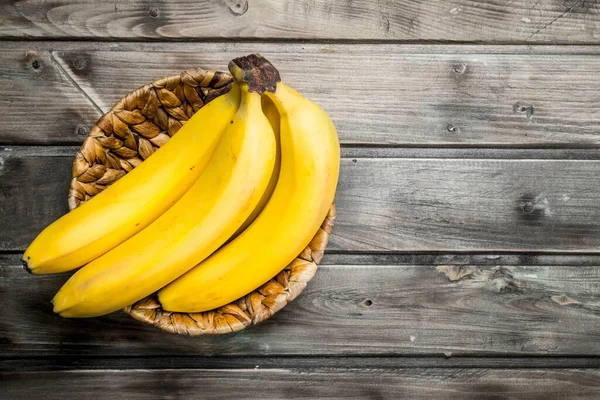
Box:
[3, 147, 600, 252]
[4, 43, 600, 146]
[3, 254, 600, 357]
[2, 1, 600, 43]
[4, 355, 600, 371]
[4, 368, 600, 399]
[334, 158, 600, 252]
[0, 148, 72, 251]
[2, 0, 600, 393]
[0, 50, 101, 144]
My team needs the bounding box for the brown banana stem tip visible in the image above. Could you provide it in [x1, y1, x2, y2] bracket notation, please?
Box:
[228, 54, 281, 94]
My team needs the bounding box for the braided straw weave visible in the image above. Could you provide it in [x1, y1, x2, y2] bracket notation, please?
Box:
[69, 68, 335, 335]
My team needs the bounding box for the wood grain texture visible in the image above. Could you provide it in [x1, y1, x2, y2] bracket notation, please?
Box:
[52, 47, 600, 146]
[0, 50, 101, 144]
[4, 369, 600, 399]
[1, 1, 600, 43]
[334, 158, 600, 252]
[3, 148, 600, 252]
[323, 252, 600, 267]
[4, 355, 600, 372]
[3, 255, 600, 357]
[2, 43, 600, 146]
[2, 1, 600, 391]
[0, 149, 71, 251]
[7, 41, 600, 54]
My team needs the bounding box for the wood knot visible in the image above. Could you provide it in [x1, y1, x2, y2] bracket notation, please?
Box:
[513, 101, 534, 119]
[437, 265, 478, 281]
[72, 58, 88, 70]
[551, 295, 580, 306]
[148, 7, 160, 18]
[224, 0, 248, 16]
[75, 125, 89, 136]
[516, 193, 550, 225]
[488, 267, 520, 293]
[446, 124, 459, 133]
[452, 63, 467, 74]
[31, 60, 41, 70]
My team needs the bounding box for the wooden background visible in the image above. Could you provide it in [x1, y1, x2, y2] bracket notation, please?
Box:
[2, 1, 600, 398]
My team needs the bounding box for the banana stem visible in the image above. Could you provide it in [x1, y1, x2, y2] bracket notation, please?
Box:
[228, 54, 281, 95]
[237, 84, 263, 118]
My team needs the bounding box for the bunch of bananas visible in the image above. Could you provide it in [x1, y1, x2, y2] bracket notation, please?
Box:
[23, 54, 340, 318]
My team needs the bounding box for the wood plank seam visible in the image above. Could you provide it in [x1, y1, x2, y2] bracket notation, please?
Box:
[7, 146, 600, 159]
[4, 42, 600, 53]
[3, 356, 600, 371]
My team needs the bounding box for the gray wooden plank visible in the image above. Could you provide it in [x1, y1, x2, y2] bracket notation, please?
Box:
[9, 144, 600, 160]
[2, 256, 600, 357]
[6, 41, 600, 55]
[3, 369, 600, 399]
[341, 148, 600, 160]
[3, 147, 600, 252]
[2, 43, 600, 146]
[0, 50, 101, 144]
[0, 149, 71, 251]
[1, 0, 600, 43]
[323, 253, 600, 267]
[334, 158, 600, 252]
[11, 248, 600, 269]
[4, 355, 600, 372]
[52, 48, 600, 147]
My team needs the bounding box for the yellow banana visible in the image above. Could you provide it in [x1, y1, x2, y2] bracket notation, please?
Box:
[23, 84, 241, 274]
[52, 82, 276, 317]
[230, 94, 281, 240]
[158, 76, 340, 313]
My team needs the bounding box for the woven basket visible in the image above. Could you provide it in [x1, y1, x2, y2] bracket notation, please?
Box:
[68, 68, 335, 335]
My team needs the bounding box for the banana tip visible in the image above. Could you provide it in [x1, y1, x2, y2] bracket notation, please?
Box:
[52, 303, 67, 317]
[21, 258, 32, 274]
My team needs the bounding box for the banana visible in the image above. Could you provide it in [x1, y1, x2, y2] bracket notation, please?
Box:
[230, 94, 281, 240]
[23, 84, 241, 274]
[52, 81, 276, 317]
[158, 64, 340, 313]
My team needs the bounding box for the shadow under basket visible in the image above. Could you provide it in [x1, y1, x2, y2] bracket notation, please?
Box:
[68, 68, 335, 335]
